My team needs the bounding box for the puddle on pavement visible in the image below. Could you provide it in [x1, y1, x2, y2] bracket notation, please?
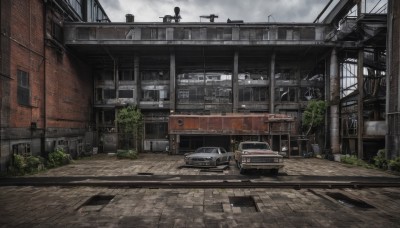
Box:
[326, 192, 375, 209]
[229, 196, 259, 212]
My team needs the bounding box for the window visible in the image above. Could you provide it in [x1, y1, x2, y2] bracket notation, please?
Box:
[118, 90, 133, 98]
[145, 122, 168, 139]
[239, 87, 267, 102]
[104, 89, 116, 99]
[17, 70, 30, 106]
[52, 21, 63, 43]
[119, 70, 134, 81]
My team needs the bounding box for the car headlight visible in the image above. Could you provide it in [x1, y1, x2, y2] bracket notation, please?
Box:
[242, 150, 248, 155]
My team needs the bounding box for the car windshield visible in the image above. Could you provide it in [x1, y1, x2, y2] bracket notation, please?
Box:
[195, 148, 218, 153]
[242, 143, 270, 150]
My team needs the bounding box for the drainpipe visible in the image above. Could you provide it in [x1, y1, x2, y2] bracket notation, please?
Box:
[357, 49, 364, 159]
[233, 50, 238, 113]
[330, 48, 340, 154]
[269, 51, 276, 114]
[42, 0, 47, 155]
[386, 0, 395, 159]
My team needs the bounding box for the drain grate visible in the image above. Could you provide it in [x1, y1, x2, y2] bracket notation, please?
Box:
[229, 196, 259, 212]
[83, 195, 115, 206]
[326, 192, 375, 209]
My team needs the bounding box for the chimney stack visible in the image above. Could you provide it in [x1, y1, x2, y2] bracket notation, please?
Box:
[126, 14, 134, 23]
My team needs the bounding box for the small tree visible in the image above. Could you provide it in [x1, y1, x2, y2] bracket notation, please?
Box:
[302, 100, 327, 136]
[116, 105, 144, 152]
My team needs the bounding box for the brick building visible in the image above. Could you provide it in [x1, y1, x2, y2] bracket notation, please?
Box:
[1, 0, 399, 172]
[0, 0, 109, 171]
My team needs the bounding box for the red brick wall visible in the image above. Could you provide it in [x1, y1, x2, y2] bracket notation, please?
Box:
[9, 0, 93, 130]
[9, 0, 45, 128]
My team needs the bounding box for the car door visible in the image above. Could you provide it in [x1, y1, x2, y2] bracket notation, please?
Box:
[219, 147, 228, 162]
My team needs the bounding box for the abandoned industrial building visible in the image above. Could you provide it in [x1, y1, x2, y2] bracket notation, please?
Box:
[0, 0, 399, 172]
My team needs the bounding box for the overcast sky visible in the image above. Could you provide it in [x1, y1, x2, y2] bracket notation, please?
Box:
[98, 0, 339, 23]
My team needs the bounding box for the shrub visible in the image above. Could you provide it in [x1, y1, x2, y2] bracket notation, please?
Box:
[388, 157, 400, 172]
[116, 149, 138, 160]
[9, 154, 45, 175]
[47, 148, 71, 168]
[341, 155, 374, 169]
[25, 156, 45, 173]
[373, 149, 388, 169]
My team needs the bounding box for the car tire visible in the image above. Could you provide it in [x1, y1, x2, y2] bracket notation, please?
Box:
[271, 169, 279, 175]
[216, 159, 220, 166]
[238, 162, 246, 174]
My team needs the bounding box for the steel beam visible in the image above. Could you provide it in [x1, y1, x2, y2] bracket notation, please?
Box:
[330, 48, 340, 154]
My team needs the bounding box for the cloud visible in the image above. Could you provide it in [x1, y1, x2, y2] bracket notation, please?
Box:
[98, 0, 333, 23]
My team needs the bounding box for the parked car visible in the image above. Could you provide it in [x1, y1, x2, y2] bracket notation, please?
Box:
[184, 147, 232, 167]
[234, 141, 284, 174]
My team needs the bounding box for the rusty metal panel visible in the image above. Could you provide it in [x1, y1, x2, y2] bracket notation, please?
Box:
[169, 114, 293, 135]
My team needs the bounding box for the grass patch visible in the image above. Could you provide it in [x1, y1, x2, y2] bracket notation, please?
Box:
[340, 155, 374, 169]
[116, 149, 138, 160]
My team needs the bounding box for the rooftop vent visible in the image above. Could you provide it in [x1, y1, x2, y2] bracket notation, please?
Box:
[126, 14, 134, 23]
[227, 18, 244, 23]
[160, 7, 181, 23]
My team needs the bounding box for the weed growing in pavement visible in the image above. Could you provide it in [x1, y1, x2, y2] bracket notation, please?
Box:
[116, 149, 138, 160]
[340, 155, 374, 169]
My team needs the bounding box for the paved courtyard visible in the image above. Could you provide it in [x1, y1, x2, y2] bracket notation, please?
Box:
[1, 154, 400, 227]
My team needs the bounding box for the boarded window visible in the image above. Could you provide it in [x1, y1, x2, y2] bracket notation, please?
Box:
[173, 27, 185, 40]
[17, 70, 30, 106]
[278, 28, 287, 40]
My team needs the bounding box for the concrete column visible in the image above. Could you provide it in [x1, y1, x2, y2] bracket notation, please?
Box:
[233, 50, 239, 113]
[357, 49, 364, 158]
[134, 55, 140, 105]
[269, 52, 276, 113]
[170, 49, 176, 112]
[329, 48, 340, 154]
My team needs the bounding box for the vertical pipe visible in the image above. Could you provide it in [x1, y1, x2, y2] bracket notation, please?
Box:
[357, 49, 364, 158]
[169, 48, 176, 112]
[269, 52, 276, 113]
[134, 55, 140, 105]
[233, 50, 239, 113]
[330, 48, 340, 154]
[385, 0, 393, 159]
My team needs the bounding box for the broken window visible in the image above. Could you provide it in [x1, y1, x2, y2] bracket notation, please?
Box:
[300, 87, 322, 101]
[103, 110, 115, 125]
[142, 90, 169, 101]
[12, 143, 31, 156]
[17, 70, 30, 106]
[275, 87, 296, 102]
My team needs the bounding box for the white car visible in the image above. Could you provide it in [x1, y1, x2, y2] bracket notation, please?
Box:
[184, 147, 232, 167]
